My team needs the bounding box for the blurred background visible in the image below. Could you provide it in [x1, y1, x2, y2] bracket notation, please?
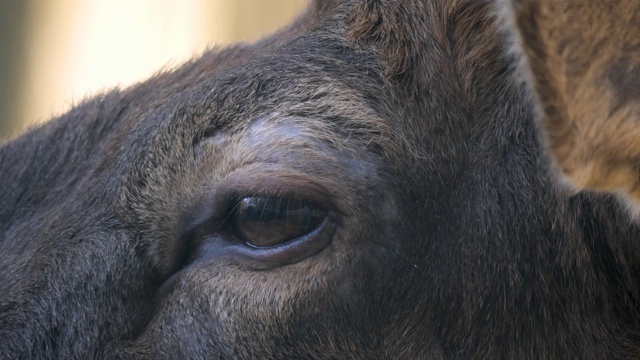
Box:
[0, 0, 307, 140]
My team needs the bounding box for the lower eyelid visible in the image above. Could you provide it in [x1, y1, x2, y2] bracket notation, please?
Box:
[182, 210, 338, 271]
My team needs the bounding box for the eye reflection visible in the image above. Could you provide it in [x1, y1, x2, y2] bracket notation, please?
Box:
[233, 196, 326, 248]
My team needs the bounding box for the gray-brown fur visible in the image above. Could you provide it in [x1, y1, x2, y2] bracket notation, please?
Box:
[500, 0, 640, 208]
[2, 0, 640, 358]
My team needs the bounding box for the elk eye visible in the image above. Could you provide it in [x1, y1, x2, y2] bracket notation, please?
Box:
[233, 197, 326, 248]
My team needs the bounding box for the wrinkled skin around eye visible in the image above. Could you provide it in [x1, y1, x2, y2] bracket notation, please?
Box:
[232, 197, 326, 248]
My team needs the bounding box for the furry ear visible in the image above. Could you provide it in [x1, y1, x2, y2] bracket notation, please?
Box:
[502, 0, 640, 205]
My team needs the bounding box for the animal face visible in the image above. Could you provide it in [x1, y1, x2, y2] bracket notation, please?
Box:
[2, 1, 640, 359]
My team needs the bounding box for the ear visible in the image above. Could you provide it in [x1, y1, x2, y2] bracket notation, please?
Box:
[503, 0, 640, 204]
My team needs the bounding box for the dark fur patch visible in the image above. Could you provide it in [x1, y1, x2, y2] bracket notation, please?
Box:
[3, 0, 640, 358]
[606, 57, 640, 112]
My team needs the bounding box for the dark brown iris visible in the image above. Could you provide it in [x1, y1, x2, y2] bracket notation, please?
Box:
[233, 196, 326, 248]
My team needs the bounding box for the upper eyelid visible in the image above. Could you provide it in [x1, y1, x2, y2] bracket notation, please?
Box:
[213, 166, 342, 213]
[182, 176, 339, 241]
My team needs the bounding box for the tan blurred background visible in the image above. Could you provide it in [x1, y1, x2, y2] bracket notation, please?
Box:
[0, 0, 308, 140]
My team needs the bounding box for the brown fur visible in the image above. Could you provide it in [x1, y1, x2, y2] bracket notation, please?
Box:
[3, 0, 640, 358]
[501, 0, 640, 206]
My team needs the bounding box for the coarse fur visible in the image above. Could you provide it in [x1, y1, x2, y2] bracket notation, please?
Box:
[2, 0, 640, 359]
[499, 0, 640, 210]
